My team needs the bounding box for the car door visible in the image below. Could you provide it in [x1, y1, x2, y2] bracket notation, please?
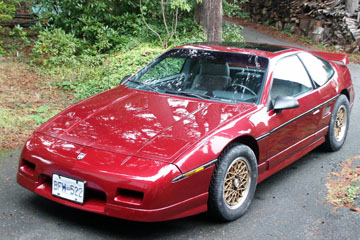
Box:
[297, 52, 339, 132]
[262, 54, 323, 169]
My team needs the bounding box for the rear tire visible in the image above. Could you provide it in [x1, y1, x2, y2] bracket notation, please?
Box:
[323, 94, 350, 152]
[208, 144, 257, 221]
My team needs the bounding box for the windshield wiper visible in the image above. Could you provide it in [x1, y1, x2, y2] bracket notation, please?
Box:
[164, 90, 211, 100]
[127, 79, 158, 91]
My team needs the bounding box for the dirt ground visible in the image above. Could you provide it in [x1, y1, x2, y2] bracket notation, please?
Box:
[326, 155, 360, 212]
[0, 57, 74, 150]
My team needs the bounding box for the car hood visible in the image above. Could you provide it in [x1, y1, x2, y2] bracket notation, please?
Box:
[37, 86, 254, 162]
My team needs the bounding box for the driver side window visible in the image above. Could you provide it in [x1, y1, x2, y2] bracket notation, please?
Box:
[271, 55, 313, 102]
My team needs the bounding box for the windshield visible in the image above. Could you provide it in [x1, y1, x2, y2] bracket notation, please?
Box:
[124, 49, 269, 104]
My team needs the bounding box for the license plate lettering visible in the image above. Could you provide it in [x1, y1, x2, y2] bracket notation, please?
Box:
[62, 182, 66, 192]
[52, 174, 85, 204]
[69, 185, 74, 195]
[74, 186, 83, 198]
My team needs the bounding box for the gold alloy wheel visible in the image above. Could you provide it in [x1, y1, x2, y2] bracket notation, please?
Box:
[334, 105, 347, 141]
[223, 157, 250, 209]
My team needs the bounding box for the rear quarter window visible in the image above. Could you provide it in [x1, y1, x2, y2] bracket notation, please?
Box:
[298, 52, 334, 86]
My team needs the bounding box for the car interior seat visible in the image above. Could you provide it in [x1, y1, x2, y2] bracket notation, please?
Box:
[191, 61, 231, 93]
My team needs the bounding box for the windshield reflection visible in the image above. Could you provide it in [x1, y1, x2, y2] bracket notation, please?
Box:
[125, 49, 269, 104]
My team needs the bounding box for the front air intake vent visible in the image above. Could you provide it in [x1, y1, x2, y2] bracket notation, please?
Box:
[114, 188, 144, 205]
[20, 159, 36, 176]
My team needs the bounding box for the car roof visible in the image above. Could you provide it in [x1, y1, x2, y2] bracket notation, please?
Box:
[176, 42, 302, 59]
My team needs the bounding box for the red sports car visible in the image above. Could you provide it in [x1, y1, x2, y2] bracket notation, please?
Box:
[17, 43, 354, 222]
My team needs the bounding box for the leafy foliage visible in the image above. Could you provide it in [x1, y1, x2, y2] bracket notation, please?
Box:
[0, 0, 20, 54]
[46, 44, 163, 100]
[223, 22, 244, 42]
[29, 0, 243, 101]
[31, 28, 81, 66]
[0, 0, 17, 21]
[34, 0, 135, 52]
[223, 0, 249, 19]
[9, 25, 29, 43]
[28, 0, 208, 100]
[139, 0, 204, 47]
[34, 0, 205, 52]
[1, 25, 31, 55]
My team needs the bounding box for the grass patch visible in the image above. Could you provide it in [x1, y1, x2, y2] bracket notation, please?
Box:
[0, 103, 64, 149]
[26, 105, 62, 124]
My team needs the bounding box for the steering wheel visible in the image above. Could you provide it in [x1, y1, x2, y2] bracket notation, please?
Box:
[232, 84, 257, 97]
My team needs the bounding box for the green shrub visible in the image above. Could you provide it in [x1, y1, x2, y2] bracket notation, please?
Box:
[9, 25, 30, 47]
[34, 0, 135, 51]
[0, 0, 19, 54]
[48, 44, 163, 100]
[0, 1, 16, 22]
[31, 28, 81, 66]
[33, 0, 205, 52]
[223, 0, 250, 19]
[28, 0, 242, 103]
[223, 22, 244, 42]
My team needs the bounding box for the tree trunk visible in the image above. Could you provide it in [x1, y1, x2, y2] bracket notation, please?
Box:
[345, 0, 358, 15]
[195, 0, 222, 42]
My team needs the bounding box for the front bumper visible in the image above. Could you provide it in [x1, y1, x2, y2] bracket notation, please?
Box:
[17, 133, 213, 222]
[17, 171, 209, 222]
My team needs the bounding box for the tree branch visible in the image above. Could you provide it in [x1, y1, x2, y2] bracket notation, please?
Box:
[161, 0, 170, 36]
[169, 7, 179, 41]
[139, 0, 164, 46]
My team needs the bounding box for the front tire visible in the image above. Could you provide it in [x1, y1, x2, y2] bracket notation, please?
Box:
[324, 94, 350, 152]
[208, 144, 258, 221]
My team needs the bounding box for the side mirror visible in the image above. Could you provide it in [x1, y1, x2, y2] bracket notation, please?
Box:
[273, 96, 299, 113]
[120, 75, 131, 84]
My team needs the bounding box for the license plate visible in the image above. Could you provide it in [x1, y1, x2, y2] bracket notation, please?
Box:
[52, 174, 85, 204]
